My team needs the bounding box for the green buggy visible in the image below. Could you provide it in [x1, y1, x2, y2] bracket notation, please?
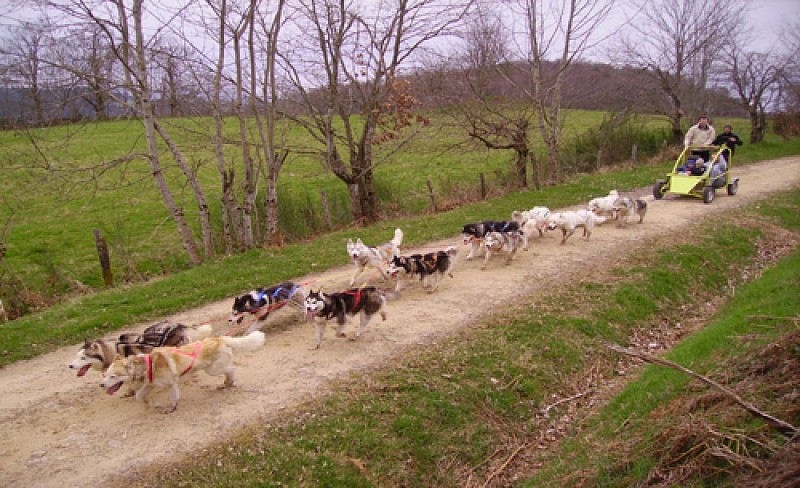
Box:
[652, 145, 738, 204]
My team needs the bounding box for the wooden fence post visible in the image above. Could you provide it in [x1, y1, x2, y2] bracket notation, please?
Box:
[0, 299, 7, 322]
[426, 178, 437, 212]
[596, 149, 603, 171]
[320, 190, 332, 230]
[94, 229, 113, 288]
[480, 173, 487, 200]
[631, 143, 638, 162]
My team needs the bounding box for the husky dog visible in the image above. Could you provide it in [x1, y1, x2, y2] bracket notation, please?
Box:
[69, 322, 213, 378]
[482, 231, 524, 269]
[69, 338, 119, 379]
[587, 190, 620, 218]
[461, 220, 524, 260]
[228, 281, 307, 334]
[388, 246, 458, 291]
[511, 206, 551, 240]
[613, 197, 648, 227]
[304, 287, 388, 349]
[547, 210, 607, 244]
[346, 228, 404, 286]
[99, 331, 266, 413]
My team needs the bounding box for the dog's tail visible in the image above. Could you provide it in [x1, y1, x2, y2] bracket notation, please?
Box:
[189, 323, 214, 341]
[391, 228, 404, 247]
[221, 331, 266, 353]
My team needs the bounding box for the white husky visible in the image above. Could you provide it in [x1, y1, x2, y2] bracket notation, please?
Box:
[547, 210, 607, 244]
[511, 206, 551, 241]
[587, 190, 619, 218]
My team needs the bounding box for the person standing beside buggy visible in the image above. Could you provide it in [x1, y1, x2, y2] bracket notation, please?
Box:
[713, 124, 743, 160]
[684, 115, 716, 163]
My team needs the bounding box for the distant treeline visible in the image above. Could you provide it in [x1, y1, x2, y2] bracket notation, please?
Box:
[0, 59, 747, 129]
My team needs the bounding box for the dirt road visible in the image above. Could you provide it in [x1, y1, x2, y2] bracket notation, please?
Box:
[1, 158, 799, 487]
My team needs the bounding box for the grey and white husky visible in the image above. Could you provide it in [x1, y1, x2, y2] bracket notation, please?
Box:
[304, 287, 388, 349]
[613, 197, 648, 227]
[346, 228, 404, 286]
[482, 231, 524, 269]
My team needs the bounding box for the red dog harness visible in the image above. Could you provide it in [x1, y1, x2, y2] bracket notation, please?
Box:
[143, 342, 202, 383]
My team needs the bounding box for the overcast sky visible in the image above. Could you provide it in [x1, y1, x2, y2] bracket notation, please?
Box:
[746, 0, 800, 50]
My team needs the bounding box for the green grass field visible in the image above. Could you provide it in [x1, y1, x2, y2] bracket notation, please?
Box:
[0, 112, 761, 295]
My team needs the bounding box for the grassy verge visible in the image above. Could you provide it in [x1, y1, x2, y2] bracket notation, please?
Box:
[527, 213, 800, 486]
[125, 189, 800, 487]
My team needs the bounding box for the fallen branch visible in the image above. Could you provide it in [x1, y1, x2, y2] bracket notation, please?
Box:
[540, 389, 594, 418]
[482, 442, 531, 487]
[605, 343, 797, 438]
[747, 314, 800, 323]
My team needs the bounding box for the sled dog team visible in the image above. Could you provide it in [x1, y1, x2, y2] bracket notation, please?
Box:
[70, 189, 646, 412]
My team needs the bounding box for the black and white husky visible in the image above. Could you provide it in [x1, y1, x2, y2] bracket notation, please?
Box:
[388, 246, 458, 291]
[228, 281, 307, 333]
[346, 228, 404, 286]
[461, 220, 525, 260]
[304, 287, 388, 349]
[482, 231, 524, 269]
[613, 197, 648, 227]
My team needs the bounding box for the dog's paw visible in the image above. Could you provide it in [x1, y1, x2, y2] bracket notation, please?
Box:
[158, 404, 178, 414]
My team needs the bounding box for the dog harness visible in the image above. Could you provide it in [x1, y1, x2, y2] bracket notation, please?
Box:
[143, 341, 202, 383]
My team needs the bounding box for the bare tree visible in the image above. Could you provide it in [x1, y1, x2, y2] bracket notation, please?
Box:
[282, 0, 473, 223]
[44, 0, 212, 264]
[723, 49, 787, 143]
[618, 0, 742, 143]
[1, 20, 49, 125]
[203, 0, 288, 250]
[252, 0, 289, 244]
[522, 0, 616, 181]
[777, 17, 800, 112]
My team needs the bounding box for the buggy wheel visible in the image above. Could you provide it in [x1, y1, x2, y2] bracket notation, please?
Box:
[653, 179, 667, 200]
[703, 186, 716, 204]
[727, 179, 738, 196]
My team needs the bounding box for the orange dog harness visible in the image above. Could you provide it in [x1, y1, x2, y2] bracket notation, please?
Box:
[143, 342, 202, 383]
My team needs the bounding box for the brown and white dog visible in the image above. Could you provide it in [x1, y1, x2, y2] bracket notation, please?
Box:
[613, 197, 648, 227]
[99, 331, 265, 413]
[346, 228, 404, 286]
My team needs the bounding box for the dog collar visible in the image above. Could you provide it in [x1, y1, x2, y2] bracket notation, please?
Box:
[144, 354, 154, 384]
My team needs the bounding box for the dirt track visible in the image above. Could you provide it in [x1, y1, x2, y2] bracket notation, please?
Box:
[1, 157, 799, 487]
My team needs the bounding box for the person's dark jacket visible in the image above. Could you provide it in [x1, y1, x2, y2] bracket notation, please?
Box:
[713, 131, 743, 155]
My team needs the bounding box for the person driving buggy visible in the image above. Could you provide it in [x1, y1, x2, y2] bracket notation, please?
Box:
[684, 115, 716, 163]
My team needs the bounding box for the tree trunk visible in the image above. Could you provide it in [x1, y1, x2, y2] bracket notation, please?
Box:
[516, 149, 528, 189]
[153, 119, 215, 258]
[211, 0, 236, 254]
[529, 152, 541, 191]
[132, 0, 201, 265]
